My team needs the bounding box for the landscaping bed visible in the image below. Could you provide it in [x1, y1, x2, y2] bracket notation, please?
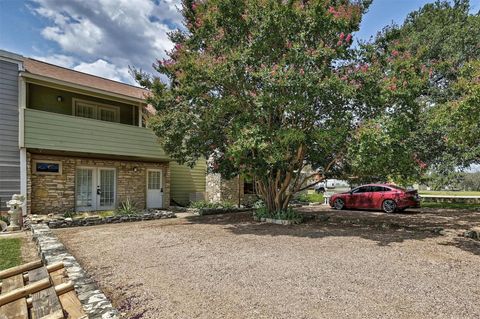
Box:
[27, 210, 176, 229]
[189, 200, 254, 216]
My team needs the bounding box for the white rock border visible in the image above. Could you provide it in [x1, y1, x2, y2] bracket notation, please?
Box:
[31, 224, 119, 319]
[253, 216, 303, 225]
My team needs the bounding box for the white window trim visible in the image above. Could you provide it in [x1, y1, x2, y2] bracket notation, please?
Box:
[146, 169, 163, 191]
[33, 160, 62, 175]
[72, 98, 120, 123]
[75, 166, 117, 211]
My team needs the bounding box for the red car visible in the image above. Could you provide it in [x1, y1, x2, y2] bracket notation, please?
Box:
[329, 184, 420, 213]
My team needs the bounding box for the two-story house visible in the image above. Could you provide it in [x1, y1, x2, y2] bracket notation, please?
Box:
[0, 49, 207, 214]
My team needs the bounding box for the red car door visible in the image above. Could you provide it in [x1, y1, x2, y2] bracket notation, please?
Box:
[359, 186, 375, 209]
[371, 186, 387, 209]
[348, 186, 370, 208]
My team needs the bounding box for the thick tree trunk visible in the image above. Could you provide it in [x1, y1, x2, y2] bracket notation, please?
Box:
[256, 178, 292, 213]
[254, 145, 308, 214]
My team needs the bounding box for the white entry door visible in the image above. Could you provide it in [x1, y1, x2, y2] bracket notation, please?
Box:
[76, 167, 116, 211]
[147, 169, 163, 209]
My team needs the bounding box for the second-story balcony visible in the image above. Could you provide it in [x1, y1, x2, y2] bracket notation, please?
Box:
[24, 108, 169, 161]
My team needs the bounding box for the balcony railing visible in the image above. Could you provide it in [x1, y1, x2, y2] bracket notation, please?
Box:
[24, 109, 168, 160]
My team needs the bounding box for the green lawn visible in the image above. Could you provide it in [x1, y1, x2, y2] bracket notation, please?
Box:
[297, 193, 324, 203]
[419, 191, 480, 196]
[0, 238, 22, 271]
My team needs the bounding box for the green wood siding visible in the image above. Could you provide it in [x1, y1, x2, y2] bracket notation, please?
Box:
[170, 161, 207, 205]
[24, 109, 168, 160]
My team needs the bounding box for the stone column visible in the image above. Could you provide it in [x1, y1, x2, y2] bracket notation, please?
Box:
[205, 173, 243, 205]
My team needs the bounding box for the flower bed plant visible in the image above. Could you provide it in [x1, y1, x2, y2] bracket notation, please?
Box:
[189, 200, 253, 216]
[190, 200, 235, 210]
[115, 198, 140, 215]
[253, 207, 304, 225]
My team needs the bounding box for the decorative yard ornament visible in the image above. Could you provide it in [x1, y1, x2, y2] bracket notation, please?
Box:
[7, 194, 25, 231]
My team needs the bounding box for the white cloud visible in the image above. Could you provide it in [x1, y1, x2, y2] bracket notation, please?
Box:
[31, 54, 77, 68]
[30, 0, 182, 84]
[73, 59, 133, 84]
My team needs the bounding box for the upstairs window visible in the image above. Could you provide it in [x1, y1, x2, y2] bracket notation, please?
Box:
[74, 101, 96, 119]
[73, 98, 119, 123]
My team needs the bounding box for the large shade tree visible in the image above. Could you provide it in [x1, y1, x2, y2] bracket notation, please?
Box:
[345, 0, 480, 183]
[136, 0, 440, 212]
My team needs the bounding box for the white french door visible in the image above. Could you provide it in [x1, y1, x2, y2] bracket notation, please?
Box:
[76, 167, 116, 211]
[146, 169, 163, 209]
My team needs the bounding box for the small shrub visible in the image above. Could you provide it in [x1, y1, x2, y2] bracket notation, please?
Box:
[0, 215, 9, 226]
[217, 201, 235, 209]
[297, 193, 324, 203]
[190, 200, 235, 209]
[190, 200, 216, 209]
[63, 209, 77, 219]
[115, 198, 139, 215]
[253, 207, 303, 222]
[252, 199, 266, 209]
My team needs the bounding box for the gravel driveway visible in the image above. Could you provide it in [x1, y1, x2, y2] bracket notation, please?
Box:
[55, 212, 480, 319]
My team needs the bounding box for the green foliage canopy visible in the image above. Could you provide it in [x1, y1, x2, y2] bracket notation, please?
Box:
[137, 0, 479, 210]
[138, 0, 380, 211]
[346, 0, 480, 182]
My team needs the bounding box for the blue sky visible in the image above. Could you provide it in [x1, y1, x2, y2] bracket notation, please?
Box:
[0, 0, 479, 84]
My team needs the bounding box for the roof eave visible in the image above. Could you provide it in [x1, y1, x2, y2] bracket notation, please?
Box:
[20, 72, 147, 104]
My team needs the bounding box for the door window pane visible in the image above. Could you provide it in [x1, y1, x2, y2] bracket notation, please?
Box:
[76, 169, 93, 207]
[148, 171, 161, 190]
[100, 170, 115, 207]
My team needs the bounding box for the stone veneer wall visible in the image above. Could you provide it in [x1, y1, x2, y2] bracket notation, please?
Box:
[28, 153, 169, 214]
[205, 173, 222, 203]
[205, 173, 246, 205]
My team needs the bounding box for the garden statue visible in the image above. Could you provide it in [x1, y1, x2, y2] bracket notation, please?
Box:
[7, 194, 25, 231]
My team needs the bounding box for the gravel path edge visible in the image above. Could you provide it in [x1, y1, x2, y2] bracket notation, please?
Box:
[31, 223, 119, 319]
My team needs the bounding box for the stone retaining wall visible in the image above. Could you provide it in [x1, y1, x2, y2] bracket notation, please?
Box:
[31, 224, 119, 319]
[45, 210, 175, 229]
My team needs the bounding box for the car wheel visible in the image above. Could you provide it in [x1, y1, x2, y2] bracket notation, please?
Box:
[382, 199, 397, 213]
[334, 198, 344, 210]
[316, 188, 325, 194]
